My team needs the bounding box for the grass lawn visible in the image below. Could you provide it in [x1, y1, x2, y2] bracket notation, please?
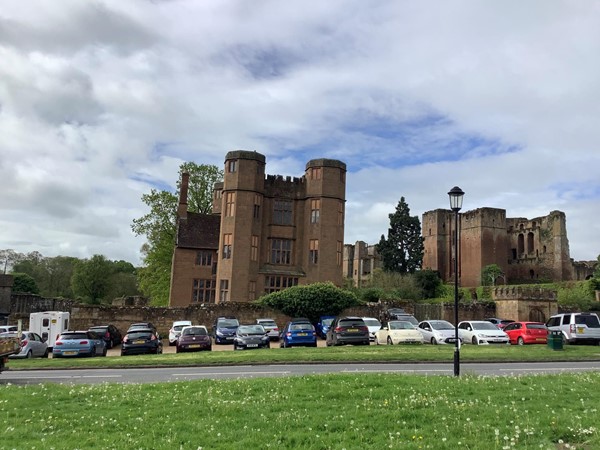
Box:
[8, 343, 600, 370]
[2, 372, 599, 449]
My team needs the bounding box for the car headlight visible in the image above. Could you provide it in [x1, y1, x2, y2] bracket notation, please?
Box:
[216, 330, 224, 336]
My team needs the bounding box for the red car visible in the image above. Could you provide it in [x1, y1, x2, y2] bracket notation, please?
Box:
[503, 321, 548, 345]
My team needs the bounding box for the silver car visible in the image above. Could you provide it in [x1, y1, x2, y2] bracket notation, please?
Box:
[4, 331, 49, 359]
[256, 318, 280, 341]
[417, 320, 462, 345]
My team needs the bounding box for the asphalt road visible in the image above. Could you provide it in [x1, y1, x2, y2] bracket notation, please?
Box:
[3, 361, 600, 385]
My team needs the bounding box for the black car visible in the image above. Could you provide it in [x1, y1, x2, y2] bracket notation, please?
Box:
[385, 308, 418, 326]
[325, 316, 370, 346]
[121, 328, 163, 356]
[212, 317, 240, 344]
[88, 325, 122, 349]
[233, 325, 270, 350]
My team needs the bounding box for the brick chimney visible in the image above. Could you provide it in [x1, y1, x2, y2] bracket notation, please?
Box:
[177, 172, 189, 219]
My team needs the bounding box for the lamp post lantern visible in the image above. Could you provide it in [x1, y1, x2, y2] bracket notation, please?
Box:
[448, 186, 464, 377]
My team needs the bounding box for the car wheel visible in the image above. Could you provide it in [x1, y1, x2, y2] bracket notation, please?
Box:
[91, 346, 96, 357]
[387, 336, 393, 345]
[102, 346, 108, 357]
[207, 346, 212, 351]
[472, 336, 478, 345]
[517, 337, 525, 346]
[43, 348, 49, 358]
[176, 346, 181, 353]
[375, 337, 380, 345]
[311, 341, 317, 347]
[431, 337, 438, 345]
[26, 349, 33, 359]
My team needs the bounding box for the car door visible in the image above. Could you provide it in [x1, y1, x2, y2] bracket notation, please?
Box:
[31, 332, 45, 356]
[503, 323, 519, 344]
[458, 322, 473, 342]
[418, 322, 432, 342]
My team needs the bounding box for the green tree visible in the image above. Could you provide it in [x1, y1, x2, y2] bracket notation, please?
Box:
[590, 255, 600, 291]
[131, 162, 223, 305]
[12, 253, 78, 298]
[71, 255, 113, 304]
[481, 264, 505, 286]
[376, 197, 424, 274]
[256, 282, 362, 323]
[413, 269, 442, 299]
[0, 249, 21, 274]
[11, 272, 40, 294]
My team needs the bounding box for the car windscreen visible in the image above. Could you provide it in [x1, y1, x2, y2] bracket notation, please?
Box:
[127, 331, 153, 340]
[60, 333, 88, 340]
[258, 321, 276, 327]
[321, 318, 334, 326]
[173, 325, 187, 331]
[363, 319, 381, 327]
[238, 325, 264, 334]
[218, 319, 239, 328]
[472, 322, 500, 331]
[290, 324, 313, 331]
[526, 323, 546, 330]
[338, 320, 365, 327]
[575, 315, 600, 328]
[430, 321, 454, 330]
[389, 321, 415, 330]
[182, 327, 207, 336]
[89, 327, 107, 333]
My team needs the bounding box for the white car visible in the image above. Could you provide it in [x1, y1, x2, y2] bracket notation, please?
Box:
[417, 320, 462, 345]
[458, 320, 510, 345]
[256, 318, 280, 341]
[168, 320, 192, 346]
[361, 317, 382, 342]
[374, 320, 423, 345]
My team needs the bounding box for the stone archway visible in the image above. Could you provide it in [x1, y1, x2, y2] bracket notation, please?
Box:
[529, 308, 545, 323]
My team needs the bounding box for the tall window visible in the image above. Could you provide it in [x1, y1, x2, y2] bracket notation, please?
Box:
[337, 241, 342, 266]
[195, 250, 213, 266]
[222, 233, 232, 259]
[337, 201, 344, 226]
[271, 239, 292, 264]
[264, 276, 298, 294]
[273, 200, 293, 225]
[219, 279, 229, 302]
[249, 281, 256, 301]
[309, 239, 319, 264]
[225, 192, 235, 217]
[309, 167, 322, 180]
[192, 279, 215, 303]
[253, 194, 262, 220]
[310, 199, 320, 224]
[251, 235, 259, 261]
[227, 160, 237, 173]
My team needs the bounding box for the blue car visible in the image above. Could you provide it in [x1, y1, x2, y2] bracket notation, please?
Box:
[212, 317, 240, 344]
[53, 331, 107, 358]
[280, 321, 317, 348]
[315, 316, 335, 339]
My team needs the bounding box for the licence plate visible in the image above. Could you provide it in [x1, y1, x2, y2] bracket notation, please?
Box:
[134, 340, 145, 344]
[347, 328, 358, 332]
[247, 344, 258, 347]
[63, 351, 77, 355]
[578, 327, 584, 333]
[189, 344, 200, 348]
[297, 333, 308, 336]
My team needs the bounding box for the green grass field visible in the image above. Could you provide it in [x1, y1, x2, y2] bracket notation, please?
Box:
[2, 372, 599, 449]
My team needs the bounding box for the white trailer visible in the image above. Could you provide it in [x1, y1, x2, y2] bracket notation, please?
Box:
[29, 311, 70, 349]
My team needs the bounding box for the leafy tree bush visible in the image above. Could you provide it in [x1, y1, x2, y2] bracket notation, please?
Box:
[413, 270, 442, 299]
[256, 282, 362, 323]
[11, 272, 40, 294]
[558, 281, 595, 311]
[359, 287, 386, 303]
[481, 264, 505, 286]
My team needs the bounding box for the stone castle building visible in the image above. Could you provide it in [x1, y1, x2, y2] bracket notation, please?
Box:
[343, 241, 382, 287]
[422, 207, 594, 287]
[169, 150, 346, 306]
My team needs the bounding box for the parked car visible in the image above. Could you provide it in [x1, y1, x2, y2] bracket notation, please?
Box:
[503, 321, 548, 345]
[127, 322, 158, 335]
[3, 331, 48, 359]
[212, 317, 240, 344]
[0, 325, 18, 334]
[458, 321, 510, 345]
[546, 312, 600, 345]
[375, 320, 423, 345]
[325, 317, 370, 347]
[280, 319, 318, 348]
[176, 326, 211, 352]
[53, 331, 107, 357]
[121, 328, 163, 356]
[315, 316, 335, 339]
[256, 318, 279, 341]
[385, 308, 419, 326]
[417, 320, 461, 345]
[233, 325, 270, 350]
[169, 320, 192, 346]
[362, 317, 382, 342]
[485, 318, 515, 329]
[88, 324, 122, 349]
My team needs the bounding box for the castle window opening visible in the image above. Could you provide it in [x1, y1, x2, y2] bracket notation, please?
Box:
[253, 194, 262, 220]
[264, 275, 298, 293]
[529, 269, 535, 279]
[518, 233, 525, 255]
[310, 167, 322, 180]
[192, 279, 216, 303]
[225, 192, 236, 217]
[249, 281, 256, 300]
[222, 234, 232, 259]
[227, 160, 237, 173]
[195, 251, 213, 266]
[271, 239, 292, 265]
[543, 245, 547, 253]
[527, 232, 534, 254]
[219, 279, 229, 301]
[310, 199, 320, 224]
[309, 239, 319, 264]
[337, 201, 344, 226]
[251, 235, 259, 261]
[273, 200, 293, 225]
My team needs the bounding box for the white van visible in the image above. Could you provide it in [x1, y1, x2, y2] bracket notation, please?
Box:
[29, 311, 70, 349]
[546, 312, 600, 345]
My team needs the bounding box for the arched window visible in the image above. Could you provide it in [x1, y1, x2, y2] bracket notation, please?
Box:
[518, 234, 525, 255]
[527, 232, 534, 253]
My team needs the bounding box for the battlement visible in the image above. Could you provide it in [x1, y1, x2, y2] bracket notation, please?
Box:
[264, 174, 305, 186]
[492, 286, 557, 301]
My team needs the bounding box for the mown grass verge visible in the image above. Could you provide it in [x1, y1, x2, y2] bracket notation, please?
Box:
[2, 372, 600, 449]
[8, 343, 600, 370]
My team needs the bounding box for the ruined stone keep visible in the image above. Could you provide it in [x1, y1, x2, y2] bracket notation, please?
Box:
[169, 150, 346, 306]
[422, 207, 589, 287]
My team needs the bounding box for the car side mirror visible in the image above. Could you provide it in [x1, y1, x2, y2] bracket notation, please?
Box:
[383, 327, 389, 331]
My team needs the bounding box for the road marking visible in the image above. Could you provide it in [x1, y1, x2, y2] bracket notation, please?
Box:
[13, 375, 123, 379]
[172, 371, 291, 376]
[343, 369, 450, 373]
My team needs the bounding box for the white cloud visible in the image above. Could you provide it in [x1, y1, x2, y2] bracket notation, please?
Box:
[1, 0, 599, 265]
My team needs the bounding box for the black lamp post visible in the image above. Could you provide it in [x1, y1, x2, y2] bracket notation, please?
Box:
[448, 186, 464, 377]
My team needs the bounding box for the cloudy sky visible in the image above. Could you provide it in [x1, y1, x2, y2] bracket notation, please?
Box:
[1, 0, 599, 266]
